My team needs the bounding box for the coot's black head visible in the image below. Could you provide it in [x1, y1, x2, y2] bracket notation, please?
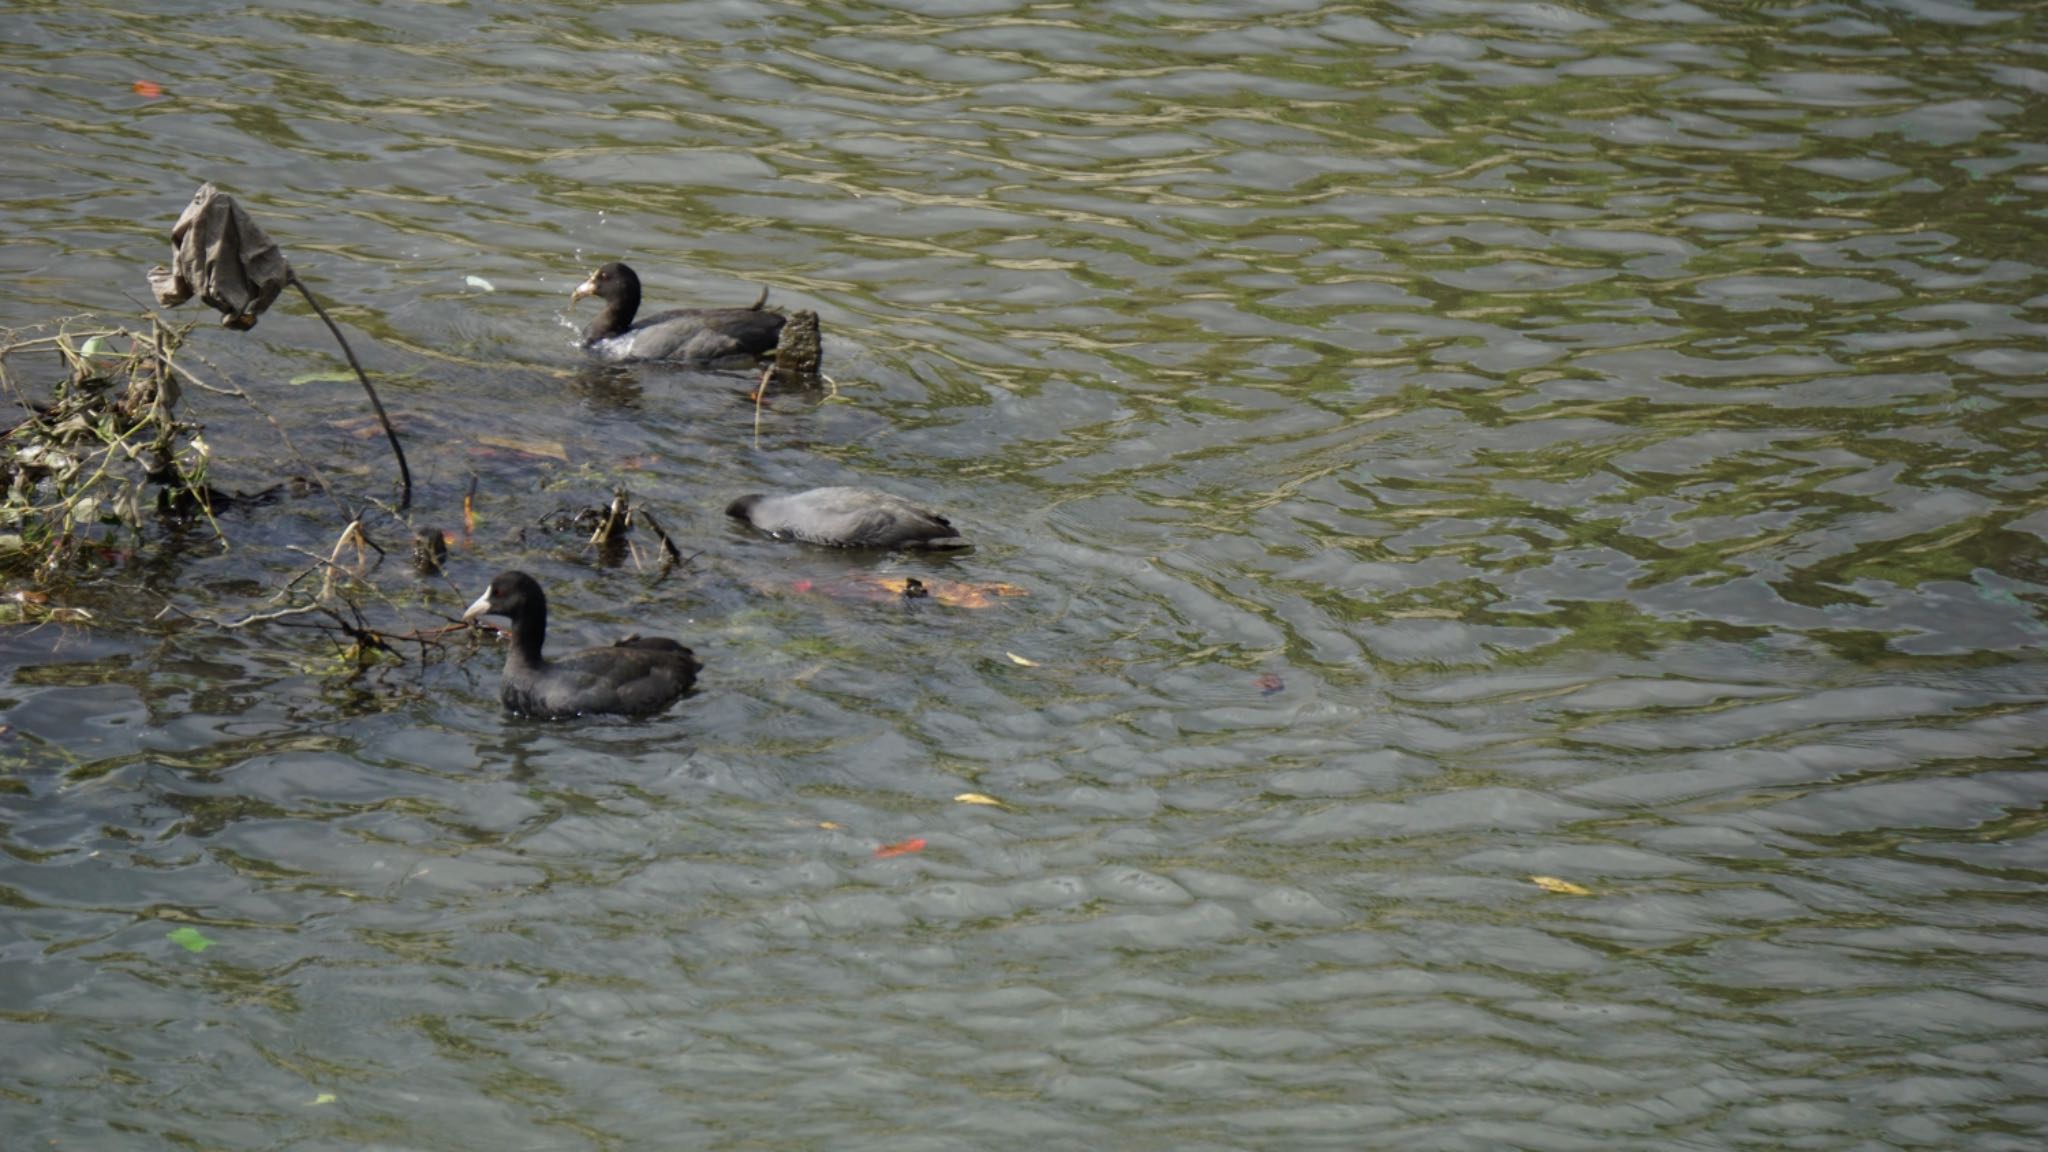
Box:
[571, 262, 643, 342]
[464, 569, 546, 630]
[572, 262, 641, 309]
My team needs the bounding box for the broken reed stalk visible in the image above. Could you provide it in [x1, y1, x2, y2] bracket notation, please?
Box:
[752, 363, 773, 450]
[287, 272, 411, 511]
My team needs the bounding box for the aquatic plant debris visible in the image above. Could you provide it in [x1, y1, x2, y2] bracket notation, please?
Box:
[1005, 652, 1039, 667]
[2, 588, 94, 624]
[771, 574, 1027, 608]
[311, 1093, 337, 1106]
[953, 793, 1004, 807]
[167, 926, 215, 952]
[1, 317, 234, 577]
[464, 275, 495, 292]
[874, 838, 927, 859]
[474, 434, 568, 463]
[1530, 876, 1592, 896]
[849, 575, 1025, 608]
[146, 182, 413, 508]
[147, 184, 288, 330]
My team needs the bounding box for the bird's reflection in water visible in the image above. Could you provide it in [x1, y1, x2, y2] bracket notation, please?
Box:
[566, 364, 643, 411]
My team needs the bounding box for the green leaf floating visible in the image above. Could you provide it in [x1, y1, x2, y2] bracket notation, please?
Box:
[167, 926, 215, 953]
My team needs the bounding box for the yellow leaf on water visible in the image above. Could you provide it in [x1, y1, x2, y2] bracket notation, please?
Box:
[474, 434, 569, 463]
[291, 370, 360, 387]
[1530, 875, 1592, 896]
[931, 579, 1027, 608]
[861, 574, 1028, 608]
[311, 1093, 337, 1105]
[817, 821, 843, 831]
[954, 793, 1003, 807]
[1005, 652, 1038, 667]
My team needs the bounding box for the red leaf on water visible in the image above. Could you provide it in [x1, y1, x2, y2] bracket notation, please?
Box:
[792, 579, 813, 593]
[1254, 673, 1284, 696]
[133, 80, 163, 99]
[874, 837, 926, 859]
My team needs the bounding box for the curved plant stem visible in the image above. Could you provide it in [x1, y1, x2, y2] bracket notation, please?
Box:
[288, 272, 411, 511]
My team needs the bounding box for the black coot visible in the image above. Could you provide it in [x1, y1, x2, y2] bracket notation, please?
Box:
[571, 261, 786, 364]
[463, 570, 700, 719]
[726, 486, 968, 549]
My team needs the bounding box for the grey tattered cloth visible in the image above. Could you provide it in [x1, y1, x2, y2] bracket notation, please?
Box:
[147, 183, 291, 329]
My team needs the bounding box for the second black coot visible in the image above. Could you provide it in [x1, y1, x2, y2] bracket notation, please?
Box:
[727, 486, 968, 549]
[463, 570, 700, 719]
[571, 261, 785, 364]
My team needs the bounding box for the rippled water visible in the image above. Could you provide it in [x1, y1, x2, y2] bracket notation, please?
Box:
[5, 2, 2047, 1148]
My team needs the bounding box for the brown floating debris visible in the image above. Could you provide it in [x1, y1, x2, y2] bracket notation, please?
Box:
[766, 573, 1027, 609]
[411, 529, 448, 576]
[146, 183, 411, 510]
[147, 184, 289, 330]
[771, 308, 823, 388]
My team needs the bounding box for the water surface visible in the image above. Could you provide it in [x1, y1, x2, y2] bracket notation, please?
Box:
[3, 2, 2047, 1149]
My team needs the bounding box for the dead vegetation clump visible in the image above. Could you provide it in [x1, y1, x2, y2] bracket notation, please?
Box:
[0, 315, 229, 579]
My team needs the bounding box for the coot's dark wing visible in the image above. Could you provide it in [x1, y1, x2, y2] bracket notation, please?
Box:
[834, 504, 956, 547]
[761, 487, 966, 548]
[853, 492, 961, 548]
[507, 643, 699, 719]
[626, 306, 787, 362]
[613, 635, 695, 655]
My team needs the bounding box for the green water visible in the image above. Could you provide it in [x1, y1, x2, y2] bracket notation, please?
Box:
[3, 2, 2046, 1149]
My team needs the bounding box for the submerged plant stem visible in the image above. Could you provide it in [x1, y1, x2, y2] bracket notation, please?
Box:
[288, 273, 411, 511]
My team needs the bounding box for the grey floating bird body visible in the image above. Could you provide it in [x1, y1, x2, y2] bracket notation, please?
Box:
[464, 570, 699, 719]
[572, 261, 785, 365]
[726, 486, 968, 549]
